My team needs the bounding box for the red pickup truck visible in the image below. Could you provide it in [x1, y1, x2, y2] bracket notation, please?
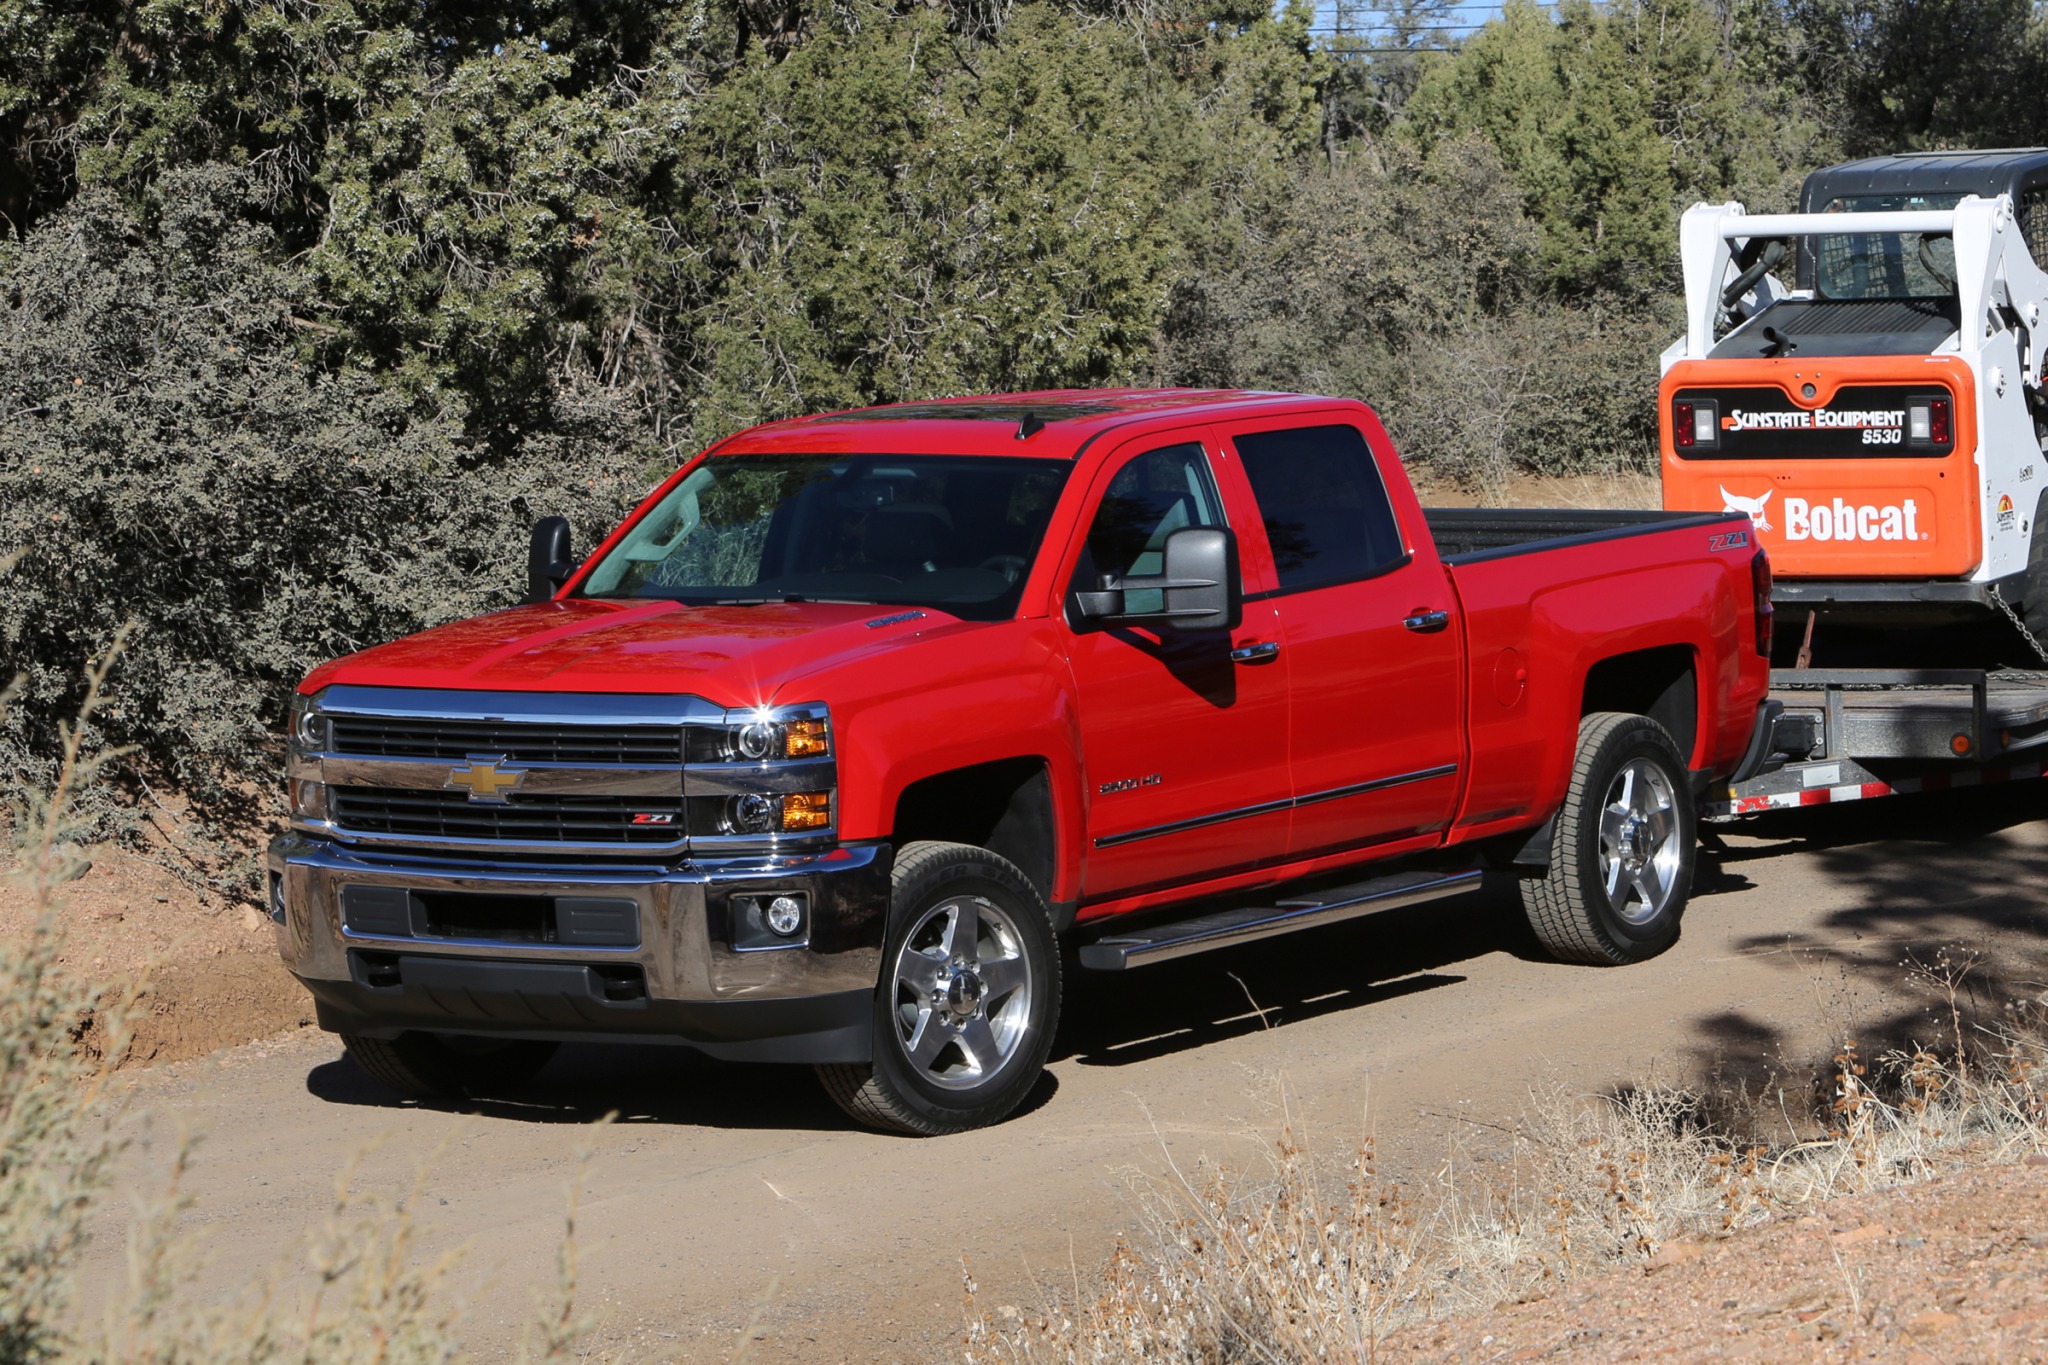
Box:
[271, 389, 1777, 1133]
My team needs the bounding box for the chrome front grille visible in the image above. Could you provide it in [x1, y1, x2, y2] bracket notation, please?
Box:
[330, 716, 683, 766]
[330, 787, 684, 846]
[293, 686, 835, 857]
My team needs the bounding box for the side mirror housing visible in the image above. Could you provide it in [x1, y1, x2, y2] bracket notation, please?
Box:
[527, 517, 576, 603]
[1074, 526, 1241, 633]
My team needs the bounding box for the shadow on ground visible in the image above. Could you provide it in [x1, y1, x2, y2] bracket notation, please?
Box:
[303, 880, 1544, 1128]
[303, 781, 2048, 1131]
[1676, 781, 2048, 1119]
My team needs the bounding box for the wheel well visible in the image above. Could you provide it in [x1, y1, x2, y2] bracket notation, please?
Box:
[892, 758, 1057, 909]
[1581, 645, 1698, 765]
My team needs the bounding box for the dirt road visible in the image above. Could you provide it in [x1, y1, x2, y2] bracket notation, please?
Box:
[85, 785, 2048, 1361]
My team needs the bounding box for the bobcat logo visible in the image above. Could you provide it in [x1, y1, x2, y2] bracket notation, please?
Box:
[1719, 486, 1773, 533]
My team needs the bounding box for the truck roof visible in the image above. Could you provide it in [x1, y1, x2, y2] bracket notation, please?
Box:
[712, 388, 1352, 461]
[1800, 148, 2048, 210]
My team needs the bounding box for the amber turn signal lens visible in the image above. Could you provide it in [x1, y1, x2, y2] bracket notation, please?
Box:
[781, 791, 832, 830]
[784, 719, 829, 758]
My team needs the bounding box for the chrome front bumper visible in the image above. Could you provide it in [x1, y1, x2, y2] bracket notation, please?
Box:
[266, 833, 891, 1063]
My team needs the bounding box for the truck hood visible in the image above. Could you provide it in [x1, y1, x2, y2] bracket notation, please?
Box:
[301, 598, 978, 706]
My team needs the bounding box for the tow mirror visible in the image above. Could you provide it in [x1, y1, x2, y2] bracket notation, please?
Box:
[1074, 526, 1241, 633]
[527, 516, 576, 603]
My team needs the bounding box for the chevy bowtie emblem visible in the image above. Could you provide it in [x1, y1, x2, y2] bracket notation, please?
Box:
[445, 754, 527, 803]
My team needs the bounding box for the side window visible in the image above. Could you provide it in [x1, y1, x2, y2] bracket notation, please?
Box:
[1072, 443, 1227, 615]
[1233, 424, 1405, 593]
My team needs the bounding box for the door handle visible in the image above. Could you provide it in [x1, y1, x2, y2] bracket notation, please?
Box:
[1403, 609, 1451, 633]
[1230, 641, 1281, 663]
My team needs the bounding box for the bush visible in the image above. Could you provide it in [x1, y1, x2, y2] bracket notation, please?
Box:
[0, 654, 595, 1363]
[0, 168, 652, 831]
[967, 969, 2048, 1362]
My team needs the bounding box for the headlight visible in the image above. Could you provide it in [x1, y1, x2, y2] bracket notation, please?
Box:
[780, 792, 831, 831]
[291, 778, 329, 821]
[720, 707, 831, 762]
[288, 689, 329, 753]
[734, 721, 779, 760]
[699, 705, 835, 841]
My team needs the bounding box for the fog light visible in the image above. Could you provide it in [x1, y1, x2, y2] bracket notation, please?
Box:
[766, 895, 805, 936]
[734, 721, 779, 760]
[291, 779, 328, 821]
[727, 792, 778, 834]
[268, 874, 288, 925]
[781, 791, 831, 831]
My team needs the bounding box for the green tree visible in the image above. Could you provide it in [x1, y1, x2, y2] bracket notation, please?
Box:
[1404, 0, 1822, 296]
[0, 168, 647, 807]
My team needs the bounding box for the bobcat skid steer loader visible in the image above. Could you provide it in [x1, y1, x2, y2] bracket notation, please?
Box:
[1660, 150, 2048, 666]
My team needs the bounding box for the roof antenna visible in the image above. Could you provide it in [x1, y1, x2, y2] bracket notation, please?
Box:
[1015, 411, 1047, 441]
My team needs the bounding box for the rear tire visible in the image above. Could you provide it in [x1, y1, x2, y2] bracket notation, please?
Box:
[341, 1032, 558, 1100]
[1520, 711, 1694, 965]
[816, 841, 1060, 1135]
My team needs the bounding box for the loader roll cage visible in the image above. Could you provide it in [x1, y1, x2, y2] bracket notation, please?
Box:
[1673, 196, 2048, 389]
[1796, 149, 2048, 290]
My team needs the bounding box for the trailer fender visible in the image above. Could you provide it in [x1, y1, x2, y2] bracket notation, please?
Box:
[1728, 698, 1789, 786]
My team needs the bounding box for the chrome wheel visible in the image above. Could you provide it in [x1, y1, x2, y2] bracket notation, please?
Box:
[1598, 758, 1682, 925]
[888, 893, 1033, 1091]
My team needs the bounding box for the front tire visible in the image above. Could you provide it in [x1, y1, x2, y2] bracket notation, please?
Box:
[341, 1032, 558, 1100]
[1520, 711, 1695, 965]
[816, 841, 1061, 1135]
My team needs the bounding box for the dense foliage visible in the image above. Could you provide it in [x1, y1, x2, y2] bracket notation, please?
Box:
[2, 0, 2045, 810]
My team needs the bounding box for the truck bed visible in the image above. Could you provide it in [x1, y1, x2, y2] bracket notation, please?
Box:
[1423, 508, 1737, 563]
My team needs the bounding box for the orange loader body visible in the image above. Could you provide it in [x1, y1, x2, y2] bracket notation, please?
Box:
[1661, 355, 1981, 580]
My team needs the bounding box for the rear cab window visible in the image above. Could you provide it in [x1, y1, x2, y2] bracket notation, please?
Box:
[1230, 423, 1407, 594]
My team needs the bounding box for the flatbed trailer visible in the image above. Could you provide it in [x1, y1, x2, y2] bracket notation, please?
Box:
[1707, 666, 2048, 817]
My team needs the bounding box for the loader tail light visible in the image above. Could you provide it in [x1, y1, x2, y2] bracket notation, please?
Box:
[1672, 397, 1718, 450]
[1751, 548, 1775, 658]
[1908, 395, 1954, 449]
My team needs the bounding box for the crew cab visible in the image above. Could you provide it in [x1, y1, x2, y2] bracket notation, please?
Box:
[270, 390, 1775, 1133]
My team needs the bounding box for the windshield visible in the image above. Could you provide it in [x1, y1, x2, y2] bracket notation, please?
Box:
[1814, 192, 1963, 300]
[577, 454, 1071, 620]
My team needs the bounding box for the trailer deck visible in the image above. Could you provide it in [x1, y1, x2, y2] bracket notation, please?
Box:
[1707, 667, 2048, 817]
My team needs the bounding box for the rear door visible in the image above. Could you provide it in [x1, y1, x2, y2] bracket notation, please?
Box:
[1059, 431, 1294, 902]
[1222, 418, 1464, 861]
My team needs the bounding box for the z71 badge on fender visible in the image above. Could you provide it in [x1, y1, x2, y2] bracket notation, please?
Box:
[1709, 529, 1751, 552]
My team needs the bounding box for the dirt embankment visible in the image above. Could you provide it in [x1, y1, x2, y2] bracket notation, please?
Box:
[1381, 1159, 2048, 1362]
[3, 839, 313, 1066]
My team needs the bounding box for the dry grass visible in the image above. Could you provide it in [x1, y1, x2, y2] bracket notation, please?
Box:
[964, 956, 2048, 1364]
[1, 637, 602, 1364]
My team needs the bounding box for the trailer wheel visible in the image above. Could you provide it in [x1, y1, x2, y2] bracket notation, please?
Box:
[1520, 712, 1694, 965]
[816, 841, 1060, 1135]
[341, 1032, 558, 1100]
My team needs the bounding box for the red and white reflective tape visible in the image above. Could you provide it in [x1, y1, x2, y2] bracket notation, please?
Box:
[1704, 758, 2048, 818]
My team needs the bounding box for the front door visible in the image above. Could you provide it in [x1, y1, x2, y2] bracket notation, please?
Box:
[1061, 435, 1294, 903]
[1224, 419, 1464, 861]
